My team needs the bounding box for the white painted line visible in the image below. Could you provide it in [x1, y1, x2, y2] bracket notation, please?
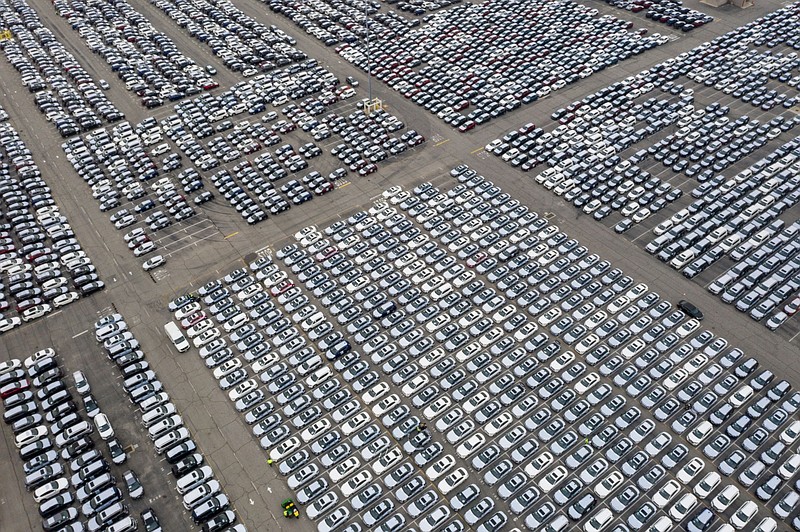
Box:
[156, 225, 216, 247]
[72, 329, 88, 339]
[163, 233, 218, 257]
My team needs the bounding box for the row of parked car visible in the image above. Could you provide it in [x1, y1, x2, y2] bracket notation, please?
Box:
[599, 0, 713, 32]
[170, 60, 341, 140]
[331, 0, 668, 131]
[0, 117, 101, 333]
[1, 348, 144, 532]
[330, 169, 797, 528]
[170, 159, 800, 531]
[51, 0, 216, 107]
[93, 312, 244, 532]
[392, 0, 462, 17]
[485, 5, 800, 333]
[61, 120, 205, 260]
[276, 178, 705, 532]
[153, 74, 418, 223]
[0, 0, 124, 137]
[169, 234, 473, 532]
[686, 43, 800, 113]
[150, 0, 309, 76]
[705, 219, 800, 329]
[265, 0, 418, 47]
[490, 4, 800, 188]
[398, 169, 798, 532]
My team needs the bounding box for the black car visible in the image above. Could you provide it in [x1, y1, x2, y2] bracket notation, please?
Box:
[686, 508, 715, 532]
[677, 300, 703, 320]
[567, 493, 596, 521]
[141, 508, 161, 532]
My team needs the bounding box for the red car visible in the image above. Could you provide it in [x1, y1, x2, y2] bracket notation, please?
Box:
[314, 183, 335, 196]
[315, 246, 339, 262]
[270, 280, 295, 296]
[180, 311, 207, 329]
[458, 121, 476, 132]
[0, 379, 29, 399]
[466, 252, 488, 268]
[359, 164, 378, 176]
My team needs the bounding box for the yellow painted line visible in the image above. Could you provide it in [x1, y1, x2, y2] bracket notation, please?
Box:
[434, 139, 450, 147]
[224, 231, 239, 239]
[339, 182, 351, 188]
[470, 147, 484, 154]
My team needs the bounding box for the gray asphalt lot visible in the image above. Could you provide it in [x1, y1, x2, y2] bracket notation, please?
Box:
[1, 0, 798, 531]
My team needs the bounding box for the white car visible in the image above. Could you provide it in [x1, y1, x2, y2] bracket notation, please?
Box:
[213, 358, 242, 380]
[539, 465, 568, 493]
[437, 467, 468, 495]
[653, 479, 681, 508]
[175, 302, 201, 320]
[193, 328, 220, 348]
[269, 436, 300, 461]
[525, 451, 554, 479]
[294, 226, 317, 241]
[729, 385, 754, 407]
[33, 478, 69, 503]
[133, 240, 157, 257]
[42, 277, 67, 291]
[22, 304, 52, 322]
[372, 447, 403, 475]
[228, 379, 257, 402]
[753, 517, 777, 532]
[94, 413, 114, 440]
[15, 425, 48, 448]
[668, 492, 697, 521]
[53, 292, 79, 308]
[362, 382, 389, 405]
[300, 419, 331, 443]
[646, 516, 674, 532]
[779, 420, 800, 445]
[0, 359, 21, 375]
[687, 420, 713, 446]
[372, 394, 400, 417]
[341, 470, 372, 497]
[711, 484, 739, 512]
[425, 455, 455, 481]
[583, 508, 614, 532]
[778, 454, 800, 480]
[677, 457, 704, 484]
[456, 433, 487, 459]
[143, 255, 166, 271]
[693, 471, 721, 499]
[341, 412, 370, 436]
[330, 457, 361, 484]
[0, 317, 22, 333]
[729, 500, 758, 530]
[24, 348, 55, 368]
[187, 319, 214, 338]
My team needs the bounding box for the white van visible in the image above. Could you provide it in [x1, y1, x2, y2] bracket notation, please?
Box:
[154, 427, 190, 454]
[139, 392, 169, 413]
[148, 415, 183, 441]
[164, 321, 190, 353]
[105, 516, 137, 532]
[176, 465, 213, 494]
[182, 479, 220, 510]
[141, 403, 176, 428]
